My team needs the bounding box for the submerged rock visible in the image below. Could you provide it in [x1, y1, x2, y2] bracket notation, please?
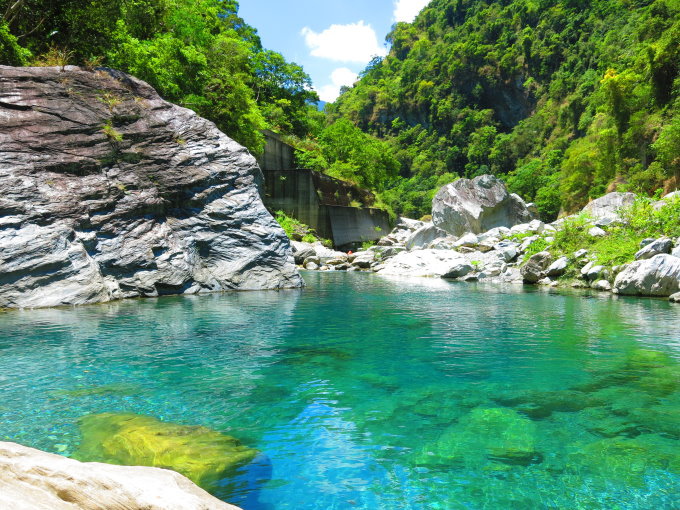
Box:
[0, 66, 301, 308]
[432, 175, 535, 237]
[0, 441, 239, 510]
[419, 407, 539, 466]
[567, 435, 680, 485]
[74, 413, 258, 491]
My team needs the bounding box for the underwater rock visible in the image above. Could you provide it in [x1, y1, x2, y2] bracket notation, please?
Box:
[0, 441, 240, 510]
[567, 435, 680, 485]
[74, 413, 258, 491]
[493, 390, 603, 419]
[419, 407, 540, 466]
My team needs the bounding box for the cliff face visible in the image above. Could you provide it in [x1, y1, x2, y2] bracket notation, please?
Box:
[0, 66, 302, 308]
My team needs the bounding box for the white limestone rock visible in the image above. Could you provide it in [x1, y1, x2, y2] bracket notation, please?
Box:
[613, 254, 680, 297]
[377, 249, 468, 278]
[582, 192, 636, 223]
[432, 175, 535, 237]
[0, 441, 239, 510]
[635, 237, 673, 260]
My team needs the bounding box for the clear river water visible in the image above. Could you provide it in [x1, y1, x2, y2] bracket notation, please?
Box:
[1, 271, 679, 509]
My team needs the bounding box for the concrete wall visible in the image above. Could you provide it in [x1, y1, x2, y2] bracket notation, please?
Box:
[261, 168, 390, 248]
[259, 130, 294, 172]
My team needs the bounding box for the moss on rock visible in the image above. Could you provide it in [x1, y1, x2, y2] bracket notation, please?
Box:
[73, 413, 258, 490]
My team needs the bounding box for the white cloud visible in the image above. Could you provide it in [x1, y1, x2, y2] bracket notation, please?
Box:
[301, 21, 387, 63]
[316, 68, 359, 103]
[393, 0, 431, 23]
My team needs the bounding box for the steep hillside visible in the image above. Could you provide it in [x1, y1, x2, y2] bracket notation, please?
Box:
[329, 0, 679, 219]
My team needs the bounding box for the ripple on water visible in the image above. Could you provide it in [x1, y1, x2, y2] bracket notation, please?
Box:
[0, 272, 679, 509]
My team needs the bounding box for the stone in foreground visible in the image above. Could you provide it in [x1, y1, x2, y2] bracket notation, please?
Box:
[0, 66, 302, 308]
[74, 413, 258, 491]
[613, 254, 680, 297]
[0, 441, 239, 510]
[432, 175, 535, 237]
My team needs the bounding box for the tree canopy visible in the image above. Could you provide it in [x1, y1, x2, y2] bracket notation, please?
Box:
[0, 0, 319, 152]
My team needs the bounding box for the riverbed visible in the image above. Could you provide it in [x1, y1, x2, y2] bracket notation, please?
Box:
[1, 272, 678, 509]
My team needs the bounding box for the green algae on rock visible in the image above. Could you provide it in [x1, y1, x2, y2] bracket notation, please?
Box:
[49, 383, 141, 399]
[567, 435, 680, 486]
[73, 413, 258, 490]
[418, 407, 540, 467]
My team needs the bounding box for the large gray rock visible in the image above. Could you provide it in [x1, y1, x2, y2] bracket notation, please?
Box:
[582, 192, 636, 223]
[377, 249, 468, 278]
[405, 223, 448, 250]
[634, 237, 672, 260]
[0, 66, 302, 308]
[432, 175, 535, 237]
[613, 254, 680, 297]
[0, 441, 239, 510]
[546, 256, 568, 277]
[290, 241, 316, 265]
[521, 251, 552, 283]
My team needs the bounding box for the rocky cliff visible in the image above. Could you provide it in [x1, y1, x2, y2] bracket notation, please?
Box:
[0, 66, 302, 308]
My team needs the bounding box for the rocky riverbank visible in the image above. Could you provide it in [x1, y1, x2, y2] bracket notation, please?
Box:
[291, 178, 680, 302]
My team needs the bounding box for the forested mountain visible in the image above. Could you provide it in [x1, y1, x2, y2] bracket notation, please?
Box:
[0, 0, 320, 152]
[328, 0, 679, 219]
[2, 1, 678, 222]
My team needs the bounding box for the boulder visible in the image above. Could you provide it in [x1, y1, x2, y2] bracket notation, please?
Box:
[311, 243, 347, 263]
[351, 251, 375, 268]
[74, 413, 258, 491]
[635, 237, 672, 260]
[588, 226, 607, 237]
[290, 241, 316, 265]
[545, 256, 568, 277]
[653, 190, 680, 210]
[582, 192, 636, 223]
[419, 407, 539, 466]
[493, 240, 519, 262]
[376, 249, 468, 278]
[432, 175, 535, 237]
[0, 441, 239, 510]
[614, 254, 680, 297]
[441, 262, 474, 279]
[521, 251, 552, 283]
[591, 280, 612, 291]
[405, 223, 448, 250]
[0, 66, 301, 308]
[670, 292, 680, 303]
[453, 232, 480, 248]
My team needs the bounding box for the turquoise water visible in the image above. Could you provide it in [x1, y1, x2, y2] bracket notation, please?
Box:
[1, 271, 679, 509]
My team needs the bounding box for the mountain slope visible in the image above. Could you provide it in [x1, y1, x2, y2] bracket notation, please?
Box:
[329, 0, 679, 219]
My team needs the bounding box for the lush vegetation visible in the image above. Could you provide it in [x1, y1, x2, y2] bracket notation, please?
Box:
[3, 0, 678, 222]
[274, 210, 331, 246]
[329, 0, 679, 219]
[0, 0, 319, 152]
[521, 195, 680, 270]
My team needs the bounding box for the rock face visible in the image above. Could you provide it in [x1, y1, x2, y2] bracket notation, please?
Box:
[432, 175, 535, 237]
[0, 441, 240, 510]
[614, 254, 680, 297]
[0, 66, 302, 308]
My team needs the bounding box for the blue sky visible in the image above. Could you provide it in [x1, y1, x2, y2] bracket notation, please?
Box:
[238, 0, 431, 102]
